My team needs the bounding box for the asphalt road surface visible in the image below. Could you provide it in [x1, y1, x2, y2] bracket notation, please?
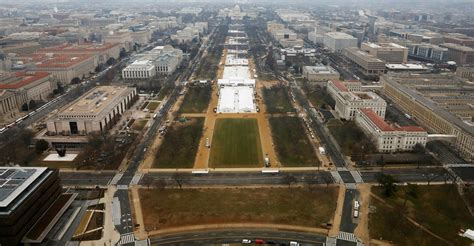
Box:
[359, 168, 449, 183]
[141, 171, 334, 187]
[59, 172, 115, 186]
[150, 229, 327, 245]
[339, 189, 358, 233]
[451, 166, 474, 182]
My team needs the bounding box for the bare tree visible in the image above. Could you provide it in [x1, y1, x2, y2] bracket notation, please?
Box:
[322, 174, 333, 188]
[283, 174, 297, 189]
[142, 175, 153, 189]
[305, 175, 320, 192]
[154, 179, 167, 190]
[172, 172, 190, 189]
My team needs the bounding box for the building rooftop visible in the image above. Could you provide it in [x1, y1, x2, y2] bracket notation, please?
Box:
[331, 79, 349, 92]
[386, 64, 427, 70]
[40, 42, 119, 53]
[223, 66, 250, 80]
[345, 47, 385, 63]
[0, 71, 49, 90]
[15, 53, 94, 69]
[364, 42, 406, 49]
[384, 75, 474, 136]
[360, 108, 425, 132]
[324, 32, 356, 40]
[304, 65, 339, 75]
[0, 167, 47, 208]
[440, 43, 474, 52]
[57, 86, 132, 118]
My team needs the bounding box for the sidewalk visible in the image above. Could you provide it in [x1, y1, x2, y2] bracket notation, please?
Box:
[146, 223, 329, 238]
[78, 187, 120, 246]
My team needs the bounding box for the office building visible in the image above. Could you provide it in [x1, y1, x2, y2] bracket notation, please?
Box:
[406, 43, 448, 62]
[361, 42, 408, 63]
[302, 65, 340, 82]
[12, 53, 97, 84]
[382, 75, 474, 161]
[342, 47, 386, 77]
[323, 32, 357, 53]
[443, 33, 474, 48]
[0, 71, 53, 102]
[327, 79, 386, 120]
[46, 86, 137, 137]
[439, 43, 474, 65]
[456, 66, 474, 81]
[122, 60, 156, 79]
[0, 167, 74, 245]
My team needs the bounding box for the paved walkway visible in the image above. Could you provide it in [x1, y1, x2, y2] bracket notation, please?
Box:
[329, 184, 345, 237]
[130, 187, 147, 240]
[145, 223, 329, 238]
[77, 187, 121, 246]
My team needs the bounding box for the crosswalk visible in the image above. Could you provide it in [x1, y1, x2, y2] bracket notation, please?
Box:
[118, 232, 135, 245]
[117, 185, 128, 190]
[337, 231, 358, 242]
[110, 173, 123, 186]
[350, 170, 364, 183]
[330, 171, 343, 184]
[130, 173, 143, 185]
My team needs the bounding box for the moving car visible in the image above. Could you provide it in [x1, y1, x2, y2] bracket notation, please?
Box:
[242, 239, 251, 244]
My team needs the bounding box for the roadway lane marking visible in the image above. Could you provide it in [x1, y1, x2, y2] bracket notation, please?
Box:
[152, 235, 326, 244]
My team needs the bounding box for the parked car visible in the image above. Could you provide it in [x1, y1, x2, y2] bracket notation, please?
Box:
[242, 239, 252, 244]
[354, 200, 360, 210]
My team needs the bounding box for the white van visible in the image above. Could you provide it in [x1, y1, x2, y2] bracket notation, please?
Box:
[353, 210, 359, 218]
[354, 200, 360, 210]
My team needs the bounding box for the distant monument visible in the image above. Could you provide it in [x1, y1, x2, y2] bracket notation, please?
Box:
[55, 146, 67, 157]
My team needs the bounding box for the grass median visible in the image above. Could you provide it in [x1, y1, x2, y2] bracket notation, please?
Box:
[139, 187, 338, 230]
[209, 118, 263, 168]
[153, 118, 205, 168]
[269, 116, 319, 167]
[369, 185, 474, 245]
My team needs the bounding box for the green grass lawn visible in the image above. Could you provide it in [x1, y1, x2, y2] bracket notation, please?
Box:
[209, 118, 263, 167]
[146, 101, 160, 111]
[304, 85, 335, 109]
[139, 187, 338, 230]
[327, 119, 376, 158]
[178, 85, 212, 113]
[370, 185, 474, 246]
[269, 117, 319, 167]
[153, 118, 205, 168]
[133, 119, 148, 131]
[263, 86, 295, 113]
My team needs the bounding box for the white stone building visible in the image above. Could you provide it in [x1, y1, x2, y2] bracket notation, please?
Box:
[356, 108, 428, 152]
[323, 32, 357, 53]
[327, 79, 386, 120]
[122, 60, 156, 79]
[46, 86, 137, 136]
[303, 65, 340, 82]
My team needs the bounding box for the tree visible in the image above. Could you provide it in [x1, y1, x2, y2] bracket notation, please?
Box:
[21, 102, 28, 111]
[142, 175, 153, 189]
[172, 172, 189, 189]
[71, 77, 81, 84]
[28, 100, 37, 110]
[35, 139, 49, 154]
[283, 174, 297, 189]
[323, 174, 333, 187]
[119, 48, 127, 59]
[153, 179, 167, 190]
[106, 57, 116, 66]
[422, 172, 438, 186]
[413, 143, 426, 154]
[376, 173, 398, 197]
[377, 155, 386, 170]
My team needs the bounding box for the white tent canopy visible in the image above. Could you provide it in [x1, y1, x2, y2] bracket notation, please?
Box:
[217, 87, 255, 113]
